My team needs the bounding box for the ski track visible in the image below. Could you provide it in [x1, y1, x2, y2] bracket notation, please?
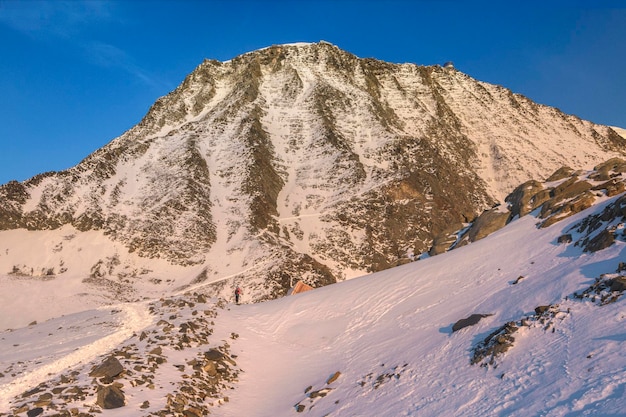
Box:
[0, 302, 153, 408]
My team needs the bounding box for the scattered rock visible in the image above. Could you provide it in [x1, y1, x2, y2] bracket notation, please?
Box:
[609, 277, 626, 292]
[511, 275, 525, 285]
[326, 371, 341, 384]
[26, 408, 44, 417]
[583, 230, 615, 253]
[534, 306, 551, 315]
[557, 234, 572, 244]
[452, 314, 493, 332]
[471, 322, 518, 367]
[89, 356, 124, 379]
[96, 384, 125, 409]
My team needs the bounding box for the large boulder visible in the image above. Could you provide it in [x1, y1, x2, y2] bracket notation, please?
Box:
[96, 384, 125, 409]
[506, 180, 548, 219]
[452, 314, 493, 332]
[466, 209, 510, 242]
[89, 356, 124, 379]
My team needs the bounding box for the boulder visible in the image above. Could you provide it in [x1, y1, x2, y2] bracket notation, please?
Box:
[545, 166, 574, 182]
[466, 209, 510, 242]
[452, 313, 493, 332]
[557, 234, 572, 244]
[429, 224, 463, 255]
[26, 408, 44, 417]
[584, 230, 615, 253]
[96, 384, 125, 409]
[506, 180, 547, 219]
[609, 277, 626, 292]
[89, 356, 124, 379]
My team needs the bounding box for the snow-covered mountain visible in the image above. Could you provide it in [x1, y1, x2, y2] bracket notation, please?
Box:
[1, 41, 625, 305]
[1, 160, 624, 416]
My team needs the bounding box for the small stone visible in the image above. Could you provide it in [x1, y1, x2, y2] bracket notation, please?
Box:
[534, 306, 550, 316]
[96, 384, 125, 409]
[27, 408, 44, 417]
[452, 314, 492, 332]
[326, 371, 341, 384]
[90, 356, 124, 378]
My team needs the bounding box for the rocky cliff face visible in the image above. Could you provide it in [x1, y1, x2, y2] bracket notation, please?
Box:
[1, 42, 624, 301]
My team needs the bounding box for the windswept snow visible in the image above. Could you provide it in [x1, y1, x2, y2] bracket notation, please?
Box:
[1, 190, 625, 415]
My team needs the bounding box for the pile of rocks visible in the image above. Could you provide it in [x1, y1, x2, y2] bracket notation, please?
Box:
[5, 293, 240, 416]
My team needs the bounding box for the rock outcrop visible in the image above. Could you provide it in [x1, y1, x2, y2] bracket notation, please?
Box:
[1, 42, 624, 302]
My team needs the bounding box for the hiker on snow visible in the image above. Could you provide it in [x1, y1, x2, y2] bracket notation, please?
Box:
[235, 286, 242, 304]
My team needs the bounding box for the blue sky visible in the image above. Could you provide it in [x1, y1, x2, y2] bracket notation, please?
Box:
[1, 0, 625, 185]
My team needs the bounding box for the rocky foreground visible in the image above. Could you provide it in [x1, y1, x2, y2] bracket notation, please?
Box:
[1, 295, 240, 416]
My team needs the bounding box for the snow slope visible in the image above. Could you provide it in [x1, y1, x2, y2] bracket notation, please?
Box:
[1, 187, 625, 415]
[2, 42, 625, 307]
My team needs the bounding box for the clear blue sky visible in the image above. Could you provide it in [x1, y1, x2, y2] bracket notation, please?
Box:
[1, 0, 625, 185]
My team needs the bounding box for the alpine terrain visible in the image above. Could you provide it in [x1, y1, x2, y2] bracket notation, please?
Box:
[0, 42, 624, 310]
[1, 156, 625, 416]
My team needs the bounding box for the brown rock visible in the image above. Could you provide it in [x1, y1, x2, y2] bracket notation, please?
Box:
[545, 166, 574, 182]
[96, 384, 125, 409]
[27, 408, 44, 417]
[90, 356, 124, 378]
[506, 180, 547, 219]
[466, 209, 510, 242]
[326, 371, 341, 384]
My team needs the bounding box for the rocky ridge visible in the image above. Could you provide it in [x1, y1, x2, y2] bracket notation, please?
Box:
[1, 42, 624, 303]
[439, 157, 626, 254]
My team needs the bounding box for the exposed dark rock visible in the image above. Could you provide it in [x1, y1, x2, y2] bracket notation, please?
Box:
[583, 230, 615, 253]
[429, 223, 463, 256]
[557, 234, 572, 244]
[96, 384, 125, 409]
[89, 356, 124, 379]
[471, 322, 518, 367]
[573, 274, 626, 305]
[540, 191, 596, 228]
[1, 42, 622, 306]
[27, 408, 44, 417]
[609, 277, 626, 292]
[452, 314, 493, 332]
[511, 276, 525, 285]
[593, 179, 625, 197]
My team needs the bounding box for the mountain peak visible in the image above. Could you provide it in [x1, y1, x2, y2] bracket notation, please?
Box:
[0, 45, 624, 303]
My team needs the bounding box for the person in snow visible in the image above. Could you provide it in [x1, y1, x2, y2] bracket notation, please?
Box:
[235, 286, 242, 304]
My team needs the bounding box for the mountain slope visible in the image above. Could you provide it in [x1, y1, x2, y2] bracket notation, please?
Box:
[1, 164, 624, 416]
[0, 42, 624, 304]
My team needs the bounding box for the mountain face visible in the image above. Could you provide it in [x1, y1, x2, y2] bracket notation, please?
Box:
[0, 42, 624, 301]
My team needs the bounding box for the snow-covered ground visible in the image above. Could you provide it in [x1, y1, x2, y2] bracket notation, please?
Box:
[1, 188, 625, 416]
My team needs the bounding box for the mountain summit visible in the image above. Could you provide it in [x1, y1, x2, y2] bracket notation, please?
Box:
[1, 42, 624, 303]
